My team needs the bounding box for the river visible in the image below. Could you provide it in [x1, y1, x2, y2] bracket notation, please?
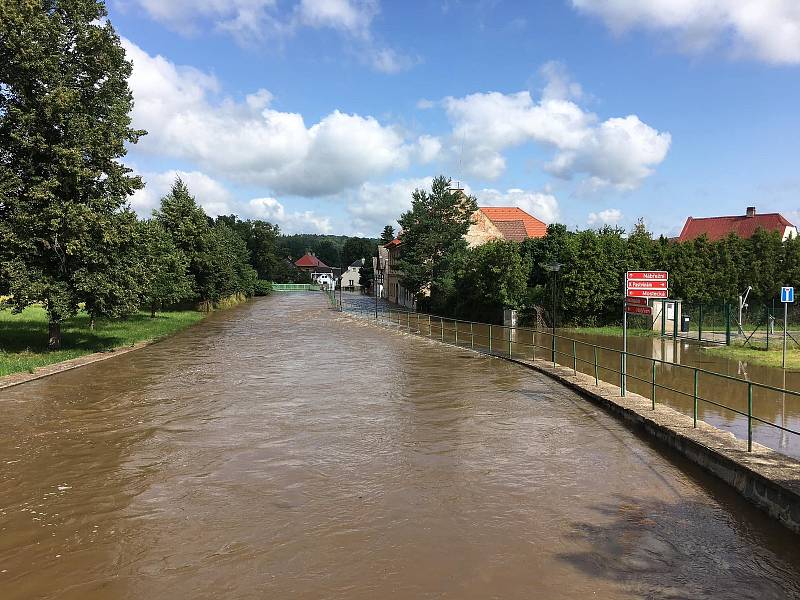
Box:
[1, 293, 798, 599]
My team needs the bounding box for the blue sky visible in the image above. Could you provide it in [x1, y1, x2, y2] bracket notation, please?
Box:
[109, 0, 800, 237]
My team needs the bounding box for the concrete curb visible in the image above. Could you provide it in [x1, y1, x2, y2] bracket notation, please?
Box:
[344, 312, 800, 535]
[0, 341, 152, 391]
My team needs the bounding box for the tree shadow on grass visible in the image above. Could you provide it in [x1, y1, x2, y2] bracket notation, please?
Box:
[0, 314, 124, 354]
[555, 493, 800, 600]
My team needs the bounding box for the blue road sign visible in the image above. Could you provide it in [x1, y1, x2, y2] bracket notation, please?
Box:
[781, 286, 794, 303]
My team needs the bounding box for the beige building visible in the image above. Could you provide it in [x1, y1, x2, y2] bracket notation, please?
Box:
[465, 207, 547, 248]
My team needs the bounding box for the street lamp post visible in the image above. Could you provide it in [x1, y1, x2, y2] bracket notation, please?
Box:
[375, 256, 384, 320]
[541, 262, 562, 364]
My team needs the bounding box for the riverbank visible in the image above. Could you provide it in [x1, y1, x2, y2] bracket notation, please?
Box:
[0, 306, 205, 378]
[703, 343, 800, 369]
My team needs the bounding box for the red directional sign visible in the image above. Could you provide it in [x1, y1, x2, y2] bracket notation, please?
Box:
[625, 296, 649, 306]
[626, 271, 668, 281]
[626, 271, 669, 299]
[627, 289, 669, 298]
[625, 304, 652, 315]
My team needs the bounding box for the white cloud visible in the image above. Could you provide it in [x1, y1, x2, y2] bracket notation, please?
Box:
[416, 135, 442, 163]
[442, 63, 670, 189]
[130, 170, 234, 217]
[126, 0, 410, 73]
[345, 177, 434, 233]
[416, 98, 436, 110]
[588, 208, 624, 226]
[247, 197, 333, 233]
[571, 0, 800, 65]
[478, 188, 560, 224]
[297, 0, 376, 36]
[124, 39, 418, 197]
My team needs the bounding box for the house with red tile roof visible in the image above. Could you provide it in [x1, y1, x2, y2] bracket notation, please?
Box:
[294, 252, 340, 288]
[465, 206, 548, 247]
[678, 207, 797, 242]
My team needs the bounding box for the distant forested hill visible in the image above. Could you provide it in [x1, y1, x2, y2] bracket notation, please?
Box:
[278, 234, 379, 267]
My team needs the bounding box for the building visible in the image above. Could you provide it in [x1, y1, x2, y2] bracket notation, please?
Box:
[678, 207, 797, 242]
[465, 206, 548, 247]
[294, 252, 340, 288]
[373, 245, 389, 299]
[384, 238, 416, 310]
[342, 259, 364, 291]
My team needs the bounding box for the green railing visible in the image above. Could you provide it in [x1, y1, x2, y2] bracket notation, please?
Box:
[271, 283, 321, 292]
[343, 304, 800, 455]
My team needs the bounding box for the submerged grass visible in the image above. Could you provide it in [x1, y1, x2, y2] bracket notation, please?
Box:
[564, 326, 658, 338]
[702, 343, 800, 370]
[0, 306, 205, 378]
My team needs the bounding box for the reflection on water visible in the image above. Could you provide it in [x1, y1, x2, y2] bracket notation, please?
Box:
[1, 293, 799, 599]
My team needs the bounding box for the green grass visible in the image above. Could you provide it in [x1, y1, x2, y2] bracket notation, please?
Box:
[702, 343, 800, 369]
[0, 306, 205, 378]
[563, 326, 658, 337]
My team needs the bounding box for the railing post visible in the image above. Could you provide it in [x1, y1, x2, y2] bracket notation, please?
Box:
[471, 322, 474, 349]
[551, 332, 556, 365]
[747, 382, 753, 452]
[407, 311, 410, 332]
[489, 325, 493, 353]
[440, 317, 444, 342]
[693, 369, 698, 427]
[572, 340, 577, 374]
[532, 330, 536, 361]
[698, 304, 703, 341]
[620, 353, 626, 397]
[455, 322, 459, 346]
[509, 328, 513, 357]
[594, 347, 599, 385]
[428, 314, 431, 337]
[652, 361, 656, 410]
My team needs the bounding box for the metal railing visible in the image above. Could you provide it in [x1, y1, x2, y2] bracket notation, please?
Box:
[343, 304, 800, 455]
[271, 283, 321, 292]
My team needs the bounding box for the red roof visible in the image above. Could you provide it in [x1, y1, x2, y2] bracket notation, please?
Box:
[384, 238, 402, 248]
[678, 212, 794, 242]
[479, 207, 547, 238]
[294, 253, 328, 268]
[493, 220, 529, 242]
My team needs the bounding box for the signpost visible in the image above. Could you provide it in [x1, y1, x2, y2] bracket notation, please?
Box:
[781, 286, 794, 369]
[623, 271, 669, 397]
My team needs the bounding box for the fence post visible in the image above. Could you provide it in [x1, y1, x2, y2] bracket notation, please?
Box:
[698, 304, 703, 341]
[407, 311, 410, 332]
[489, 325, 493, 353]
[620, 353, 625, 397]
[552, 333, 556, 366]
[594, 347, 599, 385]
[455, 322, 459, 346]
[725, 302, 731, 346]
[470, 322, 474, 349]
[440, 317, 444, 342]
[533, 331, 536, 361]
[652, 361, 656, 410]
[509, 327, 513, 358]
[747, 382, 753, 452]
[428, 314, 432, 337]
[572, 340, 577, 374]
[693, 369, 698, 427]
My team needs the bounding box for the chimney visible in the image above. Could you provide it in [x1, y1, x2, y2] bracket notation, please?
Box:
[746, 206, 756, 217]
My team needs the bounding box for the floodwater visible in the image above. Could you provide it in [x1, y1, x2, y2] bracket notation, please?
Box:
[1, 293, 799, 599]
[368, 305, 800, 459]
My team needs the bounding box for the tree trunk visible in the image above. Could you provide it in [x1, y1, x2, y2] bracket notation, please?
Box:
[48, 320, 61, 351]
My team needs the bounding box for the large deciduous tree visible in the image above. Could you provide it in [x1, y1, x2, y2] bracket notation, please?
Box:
[0, 0, 145, 348]
[138, 220, 193, 318]
[397, 176, 478, 308]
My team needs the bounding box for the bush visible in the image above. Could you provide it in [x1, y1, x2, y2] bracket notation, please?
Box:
[254, 280, 273, 296]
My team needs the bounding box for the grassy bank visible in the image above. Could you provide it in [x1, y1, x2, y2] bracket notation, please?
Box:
[702, 344, 800, 370]
[563, 326, 658, 338]
[0, 306, 205, 377]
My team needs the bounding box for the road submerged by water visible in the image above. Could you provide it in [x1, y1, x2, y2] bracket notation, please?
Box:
[1, 293, 799, 599]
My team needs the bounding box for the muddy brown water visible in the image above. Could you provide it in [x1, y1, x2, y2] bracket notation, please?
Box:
[1, 293, 799, 599]
[373, 307, 800, 459]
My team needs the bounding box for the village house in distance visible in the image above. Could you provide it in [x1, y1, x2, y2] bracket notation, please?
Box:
[379, 206, 548, 309]
[678, 206, 797, 242]
[294, 252, 340, 289]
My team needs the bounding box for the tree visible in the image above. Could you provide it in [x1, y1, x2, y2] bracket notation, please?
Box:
[0, 0, 145, 349]
[397, 176, 478, 308]
[154, 178, 211, 301]
[380, 225, 395, 245]
[341, 236, 375, 268]
[138, 220, 193, 317]
[456, 241, 530, 322]
[216, 215, 282, 280]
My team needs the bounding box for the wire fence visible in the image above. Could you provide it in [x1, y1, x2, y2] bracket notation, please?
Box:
[342, 303, 800, 458]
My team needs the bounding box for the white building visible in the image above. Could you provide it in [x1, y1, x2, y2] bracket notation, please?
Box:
[342, 259, 364, 291]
